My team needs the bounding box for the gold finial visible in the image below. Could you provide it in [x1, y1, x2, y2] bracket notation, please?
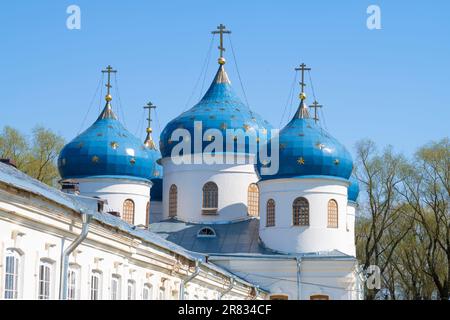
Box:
[102, 65, 117, 102]
[212, 24, 231, 64]
[143, 102, 157, 149]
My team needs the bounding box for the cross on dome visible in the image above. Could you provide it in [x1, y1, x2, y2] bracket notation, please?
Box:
[211, 24, 231, 65]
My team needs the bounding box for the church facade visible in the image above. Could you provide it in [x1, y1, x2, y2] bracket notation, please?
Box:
[0, 25, 364, 300]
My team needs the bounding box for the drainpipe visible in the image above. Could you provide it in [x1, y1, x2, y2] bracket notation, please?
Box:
[180, 259, 200, 300]
[251, 285, 260, 300]
[59, 209, 92, 299]
[296, 257, 302, 300]
[219, 276, 235, 300]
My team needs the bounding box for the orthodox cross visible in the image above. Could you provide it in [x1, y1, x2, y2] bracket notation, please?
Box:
[144, 102, 156, 131]
[309, 100, 323, 123]
[212, 24, 231, 59]
[102, 65, 117, 98]
[294, 63, 311, 99]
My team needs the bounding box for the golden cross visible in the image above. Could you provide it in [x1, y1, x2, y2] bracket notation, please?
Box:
[143, 102, 156, 130]
[101, 65, 117, 96]
[309, 100, 323, 123]
[294, 63, 311, 99]
[211, 24, 231, 59]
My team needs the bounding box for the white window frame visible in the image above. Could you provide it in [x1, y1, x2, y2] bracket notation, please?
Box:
[38, 259, 53, 300]
[142, 283, 153, 300]
[3, 248, 22, 299]
[90, 270, 102, 300]
[127, 279, 136, 300]
[110, 274, 121, 300]
[67, 264, 81, 300]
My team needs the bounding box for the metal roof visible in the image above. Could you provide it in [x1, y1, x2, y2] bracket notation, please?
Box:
[149, 217, 280, 255]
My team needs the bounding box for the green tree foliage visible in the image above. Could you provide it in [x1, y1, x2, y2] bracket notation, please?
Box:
[355, 138, 450, 300]
[0, 126, 65, 186]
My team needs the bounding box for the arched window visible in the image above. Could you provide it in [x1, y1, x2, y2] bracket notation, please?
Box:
[90, 270, 102, 300]
[146, 201, 150, 226]
[197, 227, 216, 238]
[4, 249, 21, 299]
[38, 260, 53, 299]
[202, 182, 218, 214]
[67, 264, 80, 300]
[247, 183, 259, 217]
[266, 199, 275, 227]
[143, 284, 153, 300]
[327, 199, 338, 228]
[122, 199, 135, 224]
[293, 197, 309, 226]
[110, 274, 121, 300]
[310, 294, 330, 300]
[127, 280, 136, 300]
[169, 184, 178, 217]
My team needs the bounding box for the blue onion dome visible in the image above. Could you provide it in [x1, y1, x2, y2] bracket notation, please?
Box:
[258, 99, 353, 181]
[58, 98, 156, 182]
[159, 64, 272, 158]
[348, 176, 360, 202]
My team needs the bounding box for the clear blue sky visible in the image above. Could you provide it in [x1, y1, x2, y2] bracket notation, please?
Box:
[0, 0, 448, 157]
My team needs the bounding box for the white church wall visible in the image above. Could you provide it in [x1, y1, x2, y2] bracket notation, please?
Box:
[161, 155, 258, 223]
[209, 256, 361, 300]
[76, 177, 151, 226]
[258, 177, 355, 256]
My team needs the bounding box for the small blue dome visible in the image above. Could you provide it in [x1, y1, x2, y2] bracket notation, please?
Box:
[160, 65, 272, 158]
[58, 103, 156, 181]
[258, 101, 353, 180]
[348, 176, 359, 202]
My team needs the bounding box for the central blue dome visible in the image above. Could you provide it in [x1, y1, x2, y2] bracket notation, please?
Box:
[160, 65, 272, 158]
[58, 102, 156, 181]
[258, 101, 353, 180]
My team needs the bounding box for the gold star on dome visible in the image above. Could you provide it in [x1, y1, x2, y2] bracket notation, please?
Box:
[297, 157, 305, 165]
[110, 141, 119, 149]
[334, 159, 340, 165]
[130, 158, 136, 165]
[279, 143, 286, 150]
[92, 156, 99, 163]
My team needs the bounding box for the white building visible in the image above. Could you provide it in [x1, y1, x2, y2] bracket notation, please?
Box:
[0, 26, 364, 300]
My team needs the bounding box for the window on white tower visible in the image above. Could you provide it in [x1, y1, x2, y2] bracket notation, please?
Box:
[247, 183, 259, 217]
[266, 199, 275, 227]
[4, 249, 21, 299]
[327, 199, 338, 228]
[293, 197, 309, 226]
[169, 184, 178, 217]
[38, 260, 53, 299]
[111, 274, 121, 300]
[90, 271, 102, 300]
[202, 182, 218, 214]
[122, 199, 135, 224]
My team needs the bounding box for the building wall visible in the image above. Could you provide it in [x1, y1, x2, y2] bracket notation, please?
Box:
[209, 256, 362, 300]
[0, 184, 261, 300]
[161, 156, 258, 223]
[258, 177, 355, 256]
[76, 177, 151, 226]
[150, 201, 163, 224]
